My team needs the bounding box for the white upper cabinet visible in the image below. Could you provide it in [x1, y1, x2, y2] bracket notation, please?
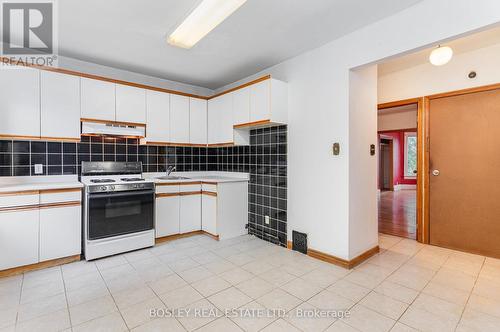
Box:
[232, 86, 250, 126]
[115, 84, 146, 123]
[170, 94, 190, 144]
[189, 98, 207, 145]
[250, 78, 288, 124]
[81, 77, 116, 121]
[208, 93, 233, 145]
[0, 66, 40, 137]
[146, 90, 170, 143]
[40, 71, 80, 139]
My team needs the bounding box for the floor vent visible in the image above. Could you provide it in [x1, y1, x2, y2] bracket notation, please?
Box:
[292, 230, 307, 254]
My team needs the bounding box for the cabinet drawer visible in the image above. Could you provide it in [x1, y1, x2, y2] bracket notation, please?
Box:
[179, 184, 201, 193]
[0, 192, 39, 209]
[40, 189, 81, 204]
[202, 183, 217, 193]
[156, 184, 180, 194]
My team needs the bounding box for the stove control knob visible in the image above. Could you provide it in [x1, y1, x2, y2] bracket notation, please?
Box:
[109, 185, 115, 191]
[100, 186, 107, 191]
[133, 184, 138, 188]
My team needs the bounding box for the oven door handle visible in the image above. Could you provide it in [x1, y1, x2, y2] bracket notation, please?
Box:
[88, 189, 155, 199]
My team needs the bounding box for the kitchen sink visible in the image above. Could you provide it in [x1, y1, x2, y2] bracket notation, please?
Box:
[155, 176, 190, 180]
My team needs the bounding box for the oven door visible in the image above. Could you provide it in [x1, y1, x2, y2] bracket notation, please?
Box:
[87, 189, 154, 240]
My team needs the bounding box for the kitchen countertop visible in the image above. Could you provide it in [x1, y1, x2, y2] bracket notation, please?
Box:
[143, 171, 249, 184]
[0, 175, 83, 193]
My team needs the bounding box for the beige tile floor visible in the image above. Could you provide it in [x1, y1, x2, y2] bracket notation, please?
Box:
[1, 233, 500, 332]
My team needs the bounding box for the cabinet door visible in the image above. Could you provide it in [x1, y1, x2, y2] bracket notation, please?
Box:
[0, 66, 40, 137]
[40, 71, 80, 139]
[146, 90, 170, 143]
[232, 87, 250, 125]
[39, 205, 81, 261]
[81, 77, 115, 121]
[208, 94, 233, 144]
[189, 98, 207, 145]
[116, 84, 146, 123]
[170, 94, 190, 144]
[202, 194, 217, 236]
[0, 209, 39, 270]
[155, 195, 180, 238]
[250, 79, 271, 122]
[180, 194, 201, 233]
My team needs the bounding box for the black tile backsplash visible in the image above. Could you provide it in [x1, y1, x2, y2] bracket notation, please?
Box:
[0, 125, 287, 246]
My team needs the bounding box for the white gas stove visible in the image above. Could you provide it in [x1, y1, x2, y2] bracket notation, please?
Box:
[81, 162, 155, 260]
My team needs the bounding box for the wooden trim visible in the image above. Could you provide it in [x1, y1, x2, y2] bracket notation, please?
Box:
[378, 98, 420, 110]
[0, 205, 40, 213]
[155, 181, 201, 186]
[233, 119, 271, 129]
[207, 143, 234, 147]
[0, 134, 41, 140]
[155, 193, 181, 198]
[378, 128, 417, 134]
[419, 97, 430, 244]
[39, 188, 82, 194]
[39, 136, 81, 142]
[202, 191, 217, 197]
[0, 255, 80, 278]
[179, 181, 202, 186]
[202, 181, 218, 185]
[39, 201, 81, 209]
[286, 242, 379, 269]
[155, 230, 204, 244]
[209, 75, 271, 99]
[0, 190, 39, 196]
[203, 231, 219, 241]
[145, 142, 207, 147]
[179, 191, 202, 196]
[428, 82, 500, 100]
[0, 57, 209, 100]
[80, 118, 146, 128]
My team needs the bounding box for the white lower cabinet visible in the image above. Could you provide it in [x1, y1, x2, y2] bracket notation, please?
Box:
[0, 209, 39, 270]
[39, 205, 81, 262]
[155, 195, 180, 238]
[201, 194, 217, 236]
[180, 194, 202, 233]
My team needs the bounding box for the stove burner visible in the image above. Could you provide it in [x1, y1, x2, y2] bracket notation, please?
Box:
[120, 178, 145, 182]
[90, 179, 116, 183]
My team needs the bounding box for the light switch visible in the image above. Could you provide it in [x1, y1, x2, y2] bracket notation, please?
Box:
[332, 143, 340, 155]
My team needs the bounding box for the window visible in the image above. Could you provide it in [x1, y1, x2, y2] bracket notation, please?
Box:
[404, 132, 417, 178]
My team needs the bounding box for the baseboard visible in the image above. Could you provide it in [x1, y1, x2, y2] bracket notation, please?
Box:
[0, 255, 81, 278]
[394, 184, 416, 191]
[287, 242, 379, 269]
[155, 230, 219, 244]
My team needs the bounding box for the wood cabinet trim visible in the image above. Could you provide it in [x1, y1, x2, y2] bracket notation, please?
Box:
[0, 254, 80, 278]
[39, 201, 81, 209]
[202, 191, 217, 197]
[80, 118, 146, 127]
[209, 75, 271, 99]
[0, 134, 42, 140]
[39, 188, 82, 194]
[0, 190, 39, 196]
[233, 119, 271, 129]
[207, 143, 234, 147]
[179, 191, 202, 196]
[155, 193, 180, 198]
[0, 205, 40, 213]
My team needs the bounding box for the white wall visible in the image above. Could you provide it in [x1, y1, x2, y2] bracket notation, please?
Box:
[379, 41, 500, 103]
[217, 0, 500, 260]
[378, 110, 417, 131]
[349, 66, 379, 258]
[58, 56, 213, 97]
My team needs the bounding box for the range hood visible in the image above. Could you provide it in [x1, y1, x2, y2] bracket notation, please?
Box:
[81, 120, 146, 137]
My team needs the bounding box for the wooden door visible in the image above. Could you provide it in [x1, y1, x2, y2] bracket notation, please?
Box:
[429, 88, 500, 257]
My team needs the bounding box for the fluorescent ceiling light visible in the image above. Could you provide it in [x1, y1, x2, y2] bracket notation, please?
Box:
[429, 45, 453, 66]
[168, 0, 247, 49]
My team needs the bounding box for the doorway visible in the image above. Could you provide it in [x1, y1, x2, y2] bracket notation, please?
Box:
[377, 103, 418, 240]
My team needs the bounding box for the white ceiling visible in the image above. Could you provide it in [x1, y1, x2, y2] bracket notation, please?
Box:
[58, 0, 422, 89]
[378, 25, 500, 76]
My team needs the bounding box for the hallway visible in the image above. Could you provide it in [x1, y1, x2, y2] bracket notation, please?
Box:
[378, 190, 417, 240]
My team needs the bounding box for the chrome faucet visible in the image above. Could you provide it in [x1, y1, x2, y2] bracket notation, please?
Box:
[166, 166, 176, 176]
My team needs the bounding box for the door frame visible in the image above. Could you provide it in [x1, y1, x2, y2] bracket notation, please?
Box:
[378, 135, 394, 191]
[378, 82, 500, 244]
[378, 97, 425, 243]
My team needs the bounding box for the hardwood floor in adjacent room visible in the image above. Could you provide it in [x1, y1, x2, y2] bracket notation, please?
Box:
[378, 190, 416, 240]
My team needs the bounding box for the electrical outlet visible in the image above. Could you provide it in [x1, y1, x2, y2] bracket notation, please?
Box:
[34, 164, 43, 175]
[265, 216, 270, 225]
